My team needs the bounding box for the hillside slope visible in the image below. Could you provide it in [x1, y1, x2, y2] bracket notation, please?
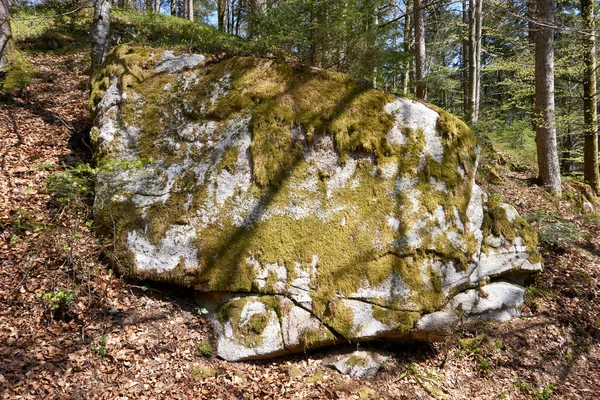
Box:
[1, 10, 599, 399]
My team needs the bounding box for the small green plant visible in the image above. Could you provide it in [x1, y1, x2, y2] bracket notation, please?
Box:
[457, 334, 499, 375]
[406, 363, 419, 375]
[526, 210, 583, 248]
[8, 208, 45, 233]
[515, 380, 555, 400]
[46, 163, 97, 208]
[478, 356, 492, 375]
[195, 341, 214, 357]
[400, 363, 446, 398]
[37, 287, 77, 313]
[90, 335, 108, 357]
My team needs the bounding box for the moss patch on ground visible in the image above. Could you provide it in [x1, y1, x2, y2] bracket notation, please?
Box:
[0, 50, 34, 93]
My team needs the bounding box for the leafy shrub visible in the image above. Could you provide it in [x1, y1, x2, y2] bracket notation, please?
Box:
[37, 287, 77, 316]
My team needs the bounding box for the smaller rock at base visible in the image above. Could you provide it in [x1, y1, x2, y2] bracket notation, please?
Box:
[326, 350, 390, 379]
[583, 201, 594, 214]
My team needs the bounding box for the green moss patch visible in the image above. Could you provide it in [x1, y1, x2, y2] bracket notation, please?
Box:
[218, 296, 280, 348]
[0, 50, 34, 93]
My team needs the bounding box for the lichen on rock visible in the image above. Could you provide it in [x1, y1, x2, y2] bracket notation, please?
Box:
[91, 45, 542, 361]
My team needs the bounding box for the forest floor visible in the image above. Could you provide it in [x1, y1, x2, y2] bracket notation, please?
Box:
[1, 51, 600, 400]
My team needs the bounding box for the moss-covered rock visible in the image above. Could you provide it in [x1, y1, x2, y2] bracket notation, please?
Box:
[91, 45, 542, 361]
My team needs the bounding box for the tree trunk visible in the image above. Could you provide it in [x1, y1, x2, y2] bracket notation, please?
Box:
[373, 9, 378, 89]
[0, 0, 13, 71]
[473, 0, 482, 122]
[581, 0, 599, 194]
[218, 0, 227, 31]
[235, 0, 242, 36]
[414, 0, 426, 100]
[187, 0, 193, 21]
[402, 0, 412, 96]
[528, 0, 537, 132]
[170, 0, 176, 16]
[154, 0, 160, 13]
[534, 0, 561, 195]
[91, 0, 111, 75]
[462, 0, 468, 114]
[466, 0, 482, 124]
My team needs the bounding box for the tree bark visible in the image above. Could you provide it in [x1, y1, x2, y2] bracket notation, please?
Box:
[402, 0, 412, 96]
[373, 9, 379, 89]
[0, 0, 13, 71]
[218, 0, 227, 31]
[91, 0, 111, 75]
[581, 0, 599, 194]
[528, 0, 537, 132]
[466, 0, 482, 124]
[414, 0, 426, 100]
[187, 0, 194, 22]
[154, 0, 160, 13]
[462, 0, 468, 114]
[534, 0, 561, 195]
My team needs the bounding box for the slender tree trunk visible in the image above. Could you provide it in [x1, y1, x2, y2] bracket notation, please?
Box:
[91, 0, 111, 75]
[466, 0, 482, 124]
[235, 0, 241, 36]
[534, 0, 561, 195]
[154, 0, 160, 13]
[402, 0, 412, 96]
[581, 0, 599, 194]
[528, 0, 537, 132]
[462, 0, 468, 114]
[0, 0, 13, 71]
[473, 0, 482, 122]
[218, 0, 227, 31]
[373, 9, 379, 89]
[414, 0, 426, 100]
[170, 0, 176, 16]
[187, 0, 193, 21]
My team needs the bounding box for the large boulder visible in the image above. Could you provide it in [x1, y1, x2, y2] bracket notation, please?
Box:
[91, 46, 542, 361]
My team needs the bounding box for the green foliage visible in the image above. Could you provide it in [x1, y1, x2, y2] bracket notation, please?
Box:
[111, 9, 251, 55]
[526, 211, 583, 248]
[195, 341, 214, 357]
[12, 4, 93, 52]
[476, 119, 537, 162]
[37, 287, 77, 312]
[5, 208, 45, 234]
[90, 335, 109, 357]
[406, 363, 419, 375]
[515, 381, 556, 400]
[456, 334, 503, 376]
[46, 163, 97, 209]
